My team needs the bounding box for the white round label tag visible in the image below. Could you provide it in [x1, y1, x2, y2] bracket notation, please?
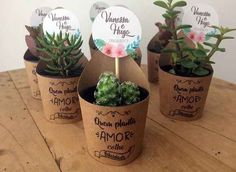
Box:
[90, 2, 109, 22]
[43, 9, 81, 37]
[30, 7, 52, 27]
[182, 3, 219, 42]
[92, 6, 142, 58]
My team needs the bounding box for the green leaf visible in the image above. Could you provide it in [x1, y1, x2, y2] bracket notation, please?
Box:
[208, 61, 215, 64]
[39, 56, 52, 62]
[223, 28, 236, 34]
[176, 25, 192, 31]
[203, 42, 216, 48]
[192, 49, 207, 58]
[216, 48, 226, 52]
[162, 13, 172, 19]
[222, 36, 235, 40]
[193, 67, 209, 76]
[171, 1, 187, 9]
[181, 60, 198, 69]
[209, 25, 220, 30]
[162, 48, 177, 53]
[153, 1, 169, 9]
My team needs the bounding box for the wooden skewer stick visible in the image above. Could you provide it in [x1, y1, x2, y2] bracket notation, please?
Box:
[115, 57, 120, 79]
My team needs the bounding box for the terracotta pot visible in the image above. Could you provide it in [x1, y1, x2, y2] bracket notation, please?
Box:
[24, 49, 41, 99]
[78, 51, 149, 165]
[36, 56, 88, 124]
[159, 55, 213, 121]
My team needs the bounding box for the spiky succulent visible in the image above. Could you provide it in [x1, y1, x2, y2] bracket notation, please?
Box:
[94, 72, 121, 107]
[37, 32, 84, 77]
[25, 24, 44, 58]
[154, 0, 236, 76]
[120, 81, 140, 105]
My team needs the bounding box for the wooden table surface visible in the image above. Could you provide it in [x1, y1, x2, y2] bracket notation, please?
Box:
[1, 66, 236, 172]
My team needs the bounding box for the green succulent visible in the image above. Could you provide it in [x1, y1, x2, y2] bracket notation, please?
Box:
[121, 81, 140, 105]
[94, 72, 121, 107]
[154, 0, 236, 76]
[37, 32, 84, 77]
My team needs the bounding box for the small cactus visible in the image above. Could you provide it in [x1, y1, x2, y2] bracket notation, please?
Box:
[94, 72, 141, 106]
[121, 81, 140, 105]
[94, 72, 121, 107]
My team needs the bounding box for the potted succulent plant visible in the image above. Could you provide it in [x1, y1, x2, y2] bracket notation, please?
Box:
[147, 22, 172, 82]
[78, 53, 149, 165]
[154, 0, 236, 120]
[36, 32, 88, 124]
[24, 24, 44, 99]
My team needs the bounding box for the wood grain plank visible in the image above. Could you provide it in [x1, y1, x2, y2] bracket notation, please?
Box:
[0, 72, 60, 172]
[16, 79, 234, 171]
[8, 69, 29, 89]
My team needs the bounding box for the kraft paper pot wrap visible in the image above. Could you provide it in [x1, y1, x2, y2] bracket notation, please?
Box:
[159, 53, 213, 121]
[78, 51, 150, 165]
[133, 48, 142, 67]
[24, 49, 41, 99]
[147, 33, 161, 83]
[89, 34, 98, 58]
[36, 55, 88, 124]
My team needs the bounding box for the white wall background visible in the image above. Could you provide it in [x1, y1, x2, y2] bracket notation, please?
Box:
[0, 0, 236, 83]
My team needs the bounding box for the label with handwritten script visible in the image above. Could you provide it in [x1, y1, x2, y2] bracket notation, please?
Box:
[182, 3, 219, 43]
[92, 6, 142, 58]
[43, 9, 81, 37]
[90, 2, 109, 22]
[168, 79, 205, 118]
[93, 110, 136, 161]
[47, 80, 80, 121]
[30, 7, 52, 27]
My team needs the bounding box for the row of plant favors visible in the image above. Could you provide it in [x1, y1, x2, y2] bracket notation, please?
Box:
[23, 0, 235, 166]
[24, 4, 148, 166]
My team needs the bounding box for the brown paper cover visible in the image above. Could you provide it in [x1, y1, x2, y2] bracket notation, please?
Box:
[24, 49, 40, 99]
[159, 32, 213, 121]
[37, 55, 88, 124]
[78, 51, 149, 165]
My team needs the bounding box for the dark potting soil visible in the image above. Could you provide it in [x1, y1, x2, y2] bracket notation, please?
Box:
[24, 50, 39, 62]
[161, 65, 213, 78]
[80, 86, 149, 107]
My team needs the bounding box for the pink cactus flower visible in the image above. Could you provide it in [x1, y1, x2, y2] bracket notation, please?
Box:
[102, 44, 114, 56]
[188, 31, 196, 41]
[196, 32, 206, 43]
[114, 44, 126, 58]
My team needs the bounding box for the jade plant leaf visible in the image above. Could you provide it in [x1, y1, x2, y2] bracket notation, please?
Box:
[153, 1, 169, 9]
[193, 67, 209, 76]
